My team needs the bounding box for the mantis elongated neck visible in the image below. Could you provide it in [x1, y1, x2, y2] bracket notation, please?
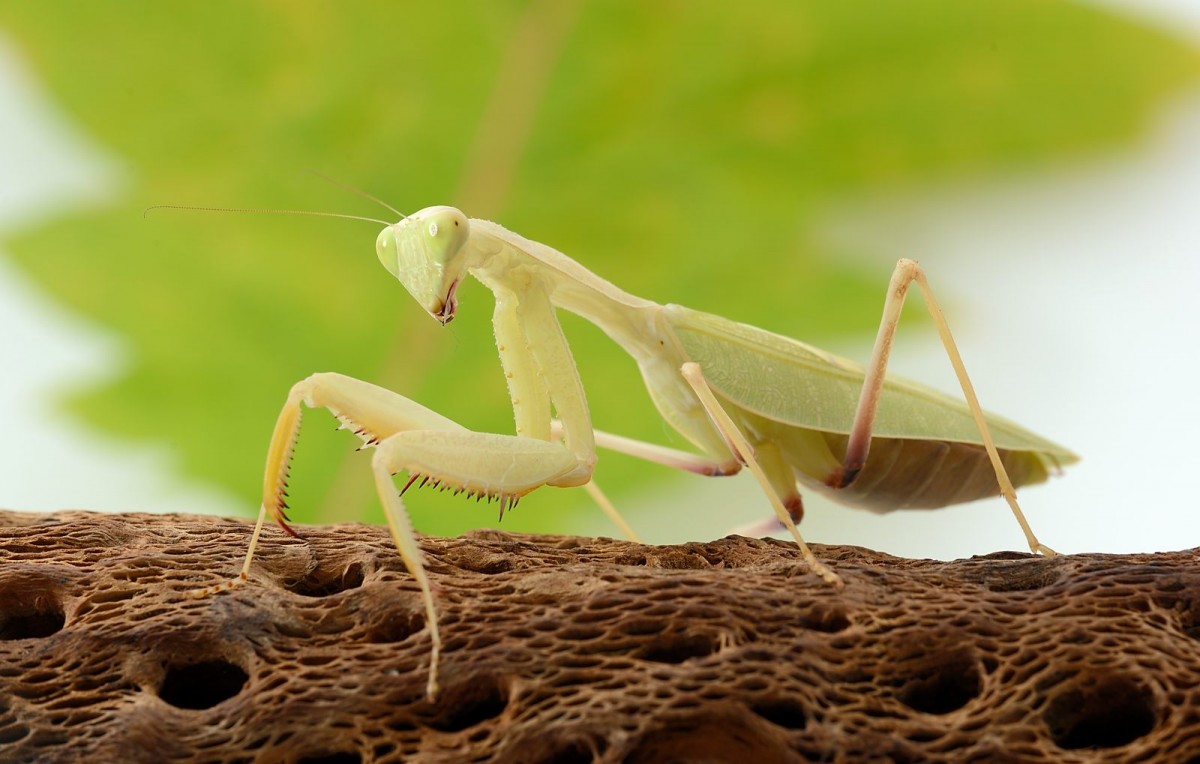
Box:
[468, 220, 664, 356]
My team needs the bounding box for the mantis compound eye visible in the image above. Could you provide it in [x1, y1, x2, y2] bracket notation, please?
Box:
[375, 227, 405, 281]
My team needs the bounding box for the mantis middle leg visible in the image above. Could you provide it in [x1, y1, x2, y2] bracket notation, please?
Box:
[679, 362, 843, 586]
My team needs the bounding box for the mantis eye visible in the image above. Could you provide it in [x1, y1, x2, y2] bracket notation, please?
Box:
[429, 222, 439, 237]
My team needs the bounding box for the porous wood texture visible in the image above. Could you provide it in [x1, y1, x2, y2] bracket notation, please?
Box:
[1, 510, 1198, 763]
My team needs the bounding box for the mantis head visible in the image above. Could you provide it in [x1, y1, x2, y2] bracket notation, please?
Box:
[376, 206, 471, 324]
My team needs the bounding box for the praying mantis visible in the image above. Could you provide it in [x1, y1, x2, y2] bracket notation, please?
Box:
[176, 202, 1076, 701]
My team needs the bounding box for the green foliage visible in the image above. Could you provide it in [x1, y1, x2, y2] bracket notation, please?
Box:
[0, 1, 1194, 534]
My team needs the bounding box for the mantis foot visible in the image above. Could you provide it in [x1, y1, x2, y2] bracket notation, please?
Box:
[1032, 542, 1058, 557]
[187, 571, 250, 599]
[812, 560, 845, 590]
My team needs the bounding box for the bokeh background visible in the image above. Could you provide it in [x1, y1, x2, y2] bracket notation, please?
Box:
[1, 1, 1198, 559]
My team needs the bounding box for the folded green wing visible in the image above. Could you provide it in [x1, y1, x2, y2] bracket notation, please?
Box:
[665, 304, 1077, 461]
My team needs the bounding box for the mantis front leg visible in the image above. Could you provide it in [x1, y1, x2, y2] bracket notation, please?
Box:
[193, 372, 590, 701]
[193, 279, 608, 700]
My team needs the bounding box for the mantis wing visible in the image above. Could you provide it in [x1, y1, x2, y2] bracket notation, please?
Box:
[664, 304, 1077, 462]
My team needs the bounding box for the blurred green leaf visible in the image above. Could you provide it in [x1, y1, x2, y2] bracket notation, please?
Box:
[0, 1, 1194, 535]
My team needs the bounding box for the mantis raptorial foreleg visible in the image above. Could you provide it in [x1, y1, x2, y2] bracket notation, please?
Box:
[840, 258, 1056, 556]
[192, 371, 590, 699]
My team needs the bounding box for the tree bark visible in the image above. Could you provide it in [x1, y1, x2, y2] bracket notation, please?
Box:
[1, 509, 1197, 763]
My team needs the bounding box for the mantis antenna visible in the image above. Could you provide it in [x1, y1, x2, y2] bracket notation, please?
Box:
[146, 171, 407, 223]
[142, 204, 392, 226]
[302, 170, 407, 220]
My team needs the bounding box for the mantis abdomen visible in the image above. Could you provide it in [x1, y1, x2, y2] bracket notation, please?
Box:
[800, 432, 1056, 512]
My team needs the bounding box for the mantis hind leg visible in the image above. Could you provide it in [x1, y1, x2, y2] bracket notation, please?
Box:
[840, 258, 1056, 556]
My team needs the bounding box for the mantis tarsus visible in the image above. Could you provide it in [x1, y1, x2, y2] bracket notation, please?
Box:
[179, 204, 1076, 701]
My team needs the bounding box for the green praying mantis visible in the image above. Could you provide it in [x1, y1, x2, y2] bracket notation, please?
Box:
[164, 201, 1076, 701]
